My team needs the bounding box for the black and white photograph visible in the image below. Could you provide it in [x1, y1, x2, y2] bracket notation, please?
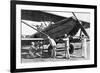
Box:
[21, 10, 90, 62]
[11, 1, 97, 72]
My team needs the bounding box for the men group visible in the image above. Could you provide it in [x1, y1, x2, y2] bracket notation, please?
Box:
[28, 34, 71, 59]
[28, 34, 87, 59]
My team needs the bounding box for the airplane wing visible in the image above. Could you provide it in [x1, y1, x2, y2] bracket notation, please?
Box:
[21, 10, 90, 39]
[21, 10, 66, 23]
[31, 17, 80, 39]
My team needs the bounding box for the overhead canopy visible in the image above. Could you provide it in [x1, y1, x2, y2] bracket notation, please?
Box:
[21, 10, 66, 23]
[21, 10, 90, 28]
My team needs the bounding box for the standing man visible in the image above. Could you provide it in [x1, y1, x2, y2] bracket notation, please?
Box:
[63, 34, 70, 59]
[81, 35, 87, 59]
[47, 36, 57, 58]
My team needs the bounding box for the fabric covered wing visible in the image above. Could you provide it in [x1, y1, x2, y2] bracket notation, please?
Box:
[32, 17, 80, 39]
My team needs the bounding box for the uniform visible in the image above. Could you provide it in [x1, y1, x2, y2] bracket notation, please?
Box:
[63, 35, 70, 59]
[82, 37, 87, 58]
[48, 36, 56, 58]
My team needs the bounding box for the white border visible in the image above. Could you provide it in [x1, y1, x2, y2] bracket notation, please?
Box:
[16, 4, 94, 69]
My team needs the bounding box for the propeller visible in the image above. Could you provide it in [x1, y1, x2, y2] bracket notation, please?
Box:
[72, 12, 89, 38]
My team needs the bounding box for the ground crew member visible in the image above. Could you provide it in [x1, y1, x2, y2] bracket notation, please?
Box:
[29, 42, 41, 58]
[63, 34, 70, 59]
[81, 35, 87, 59]
[47, 36, 57, 58]
[29, 42, 36, 58]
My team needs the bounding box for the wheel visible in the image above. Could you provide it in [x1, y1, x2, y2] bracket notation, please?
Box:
[48, 45, 53, 58]
[69, 44, 74, 54]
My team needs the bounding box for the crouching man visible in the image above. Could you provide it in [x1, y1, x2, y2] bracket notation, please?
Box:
[29, 42, 41, 58]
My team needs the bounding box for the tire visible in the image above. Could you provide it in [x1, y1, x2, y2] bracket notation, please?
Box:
[69, 44, 74, 54]
[48, 45, 53, 57]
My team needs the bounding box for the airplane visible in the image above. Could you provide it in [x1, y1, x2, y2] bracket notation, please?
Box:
[21, 11, 90, 58]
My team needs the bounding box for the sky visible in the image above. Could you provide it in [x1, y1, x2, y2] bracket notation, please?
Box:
[22, 12, 90, 36]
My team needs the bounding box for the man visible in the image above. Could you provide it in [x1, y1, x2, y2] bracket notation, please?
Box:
[81, 35, 87, 59]
[47, 36, 57, 58]
[63, 34, 70, 59]
[29, 42, 36, 58]
[29, 42, 41, 58]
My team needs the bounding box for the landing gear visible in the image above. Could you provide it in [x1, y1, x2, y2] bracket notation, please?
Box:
[48, 43, 75, 58]
[48, 45, 54, 58]
[69, 44, 74, 54]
